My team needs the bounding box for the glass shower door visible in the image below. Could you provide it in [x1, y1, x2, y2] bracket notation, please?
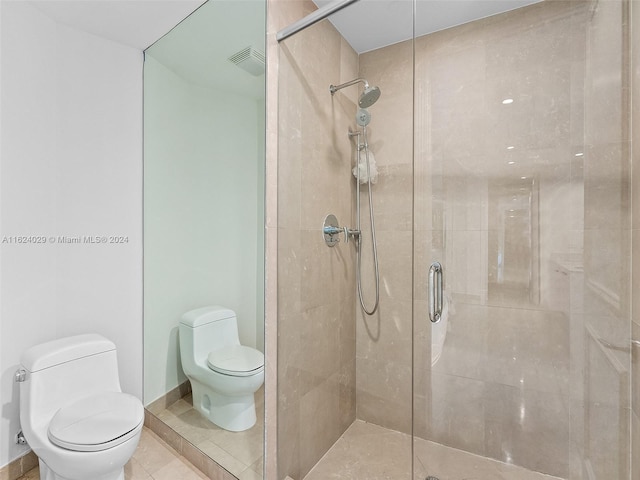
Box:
[412, 1, 632, 479]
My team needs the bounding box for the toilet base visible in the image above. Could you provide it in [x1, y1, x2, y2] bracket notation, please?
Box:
[39, 459, 124, 480]
[192, 383, 257, 432]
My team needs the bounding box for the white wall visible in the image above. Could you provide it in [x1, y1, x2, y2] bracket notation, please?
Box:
[0, 2, 143, 468]
[144, 56, 263, 404]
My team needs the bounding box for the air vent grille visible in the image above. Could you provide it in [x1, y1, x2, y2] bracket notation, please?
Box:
[228, 46, 265, 76]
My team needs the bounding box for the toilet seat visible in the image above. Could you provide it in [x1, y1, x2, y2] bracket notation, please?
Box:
[48, 392, 144, 452]
[207, 345, 264, 377]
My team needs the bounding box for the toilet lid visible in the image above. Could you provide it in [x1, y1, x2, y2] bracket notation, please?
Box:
[48, 392, 144, 452]
[207, 345, 264, 377]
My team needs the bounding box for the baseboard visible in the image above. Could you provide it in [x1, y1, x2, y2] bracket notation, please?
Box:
[146, 380, 192, 415]
[0, 451, 38, 480]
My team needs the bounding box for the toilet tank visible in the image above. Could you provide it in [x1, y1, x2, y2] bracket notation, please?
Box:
[20, 334, 122, 423]
[179, 306, 240, 363]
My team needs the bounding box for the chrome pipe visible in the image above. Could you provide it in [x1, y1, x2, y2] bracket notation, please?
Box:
[276, 0, 359, 43]
[330, 78, 369, 95]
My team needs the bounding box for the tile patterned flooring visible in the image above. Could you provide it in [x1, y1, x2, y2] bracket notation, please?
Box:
[16, 420, 565, 480]
[16, 427, 209, 480]
[155, 391, 263, 480]
[304, 420, 564, 480]
[16, 390, 263, 480]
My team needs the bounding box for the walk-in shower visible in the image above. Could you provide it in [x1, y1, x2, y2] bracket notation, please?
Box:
[275, 0, 636, 478]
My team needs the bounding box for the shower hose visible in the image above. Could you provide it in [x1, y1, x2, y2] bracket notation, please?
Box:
[356, 125, 380, 316]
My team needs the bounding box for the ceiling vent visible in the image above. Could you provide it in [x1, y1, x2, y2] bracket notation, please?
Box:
[228, 46, 265, 76]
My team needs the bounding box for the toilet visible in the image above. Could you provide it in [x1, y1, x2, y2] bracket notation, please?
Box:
[179, 306, 264, 432]
[18, 334, 144, 480]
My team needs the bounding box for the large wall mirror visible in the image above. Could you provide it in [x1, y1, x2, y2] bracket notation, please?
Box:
[143, 1, 266, 478]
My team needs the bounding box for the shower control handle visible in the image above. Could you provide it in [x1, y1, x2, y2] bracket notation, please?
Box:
[323, 214, 343, 247]
[326, 225, 350, 244]
[323, 214, 360, 247]
[323, 225, 347, 236]
[429, 262, 443, 323]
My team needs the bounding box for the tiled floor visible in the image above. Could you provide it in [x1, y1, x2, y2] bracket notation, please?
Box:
[15, 420, 565, 480]
[155, 390, 263, 480]
[17, 427, 209, 480]
[304, 420, 564, 480]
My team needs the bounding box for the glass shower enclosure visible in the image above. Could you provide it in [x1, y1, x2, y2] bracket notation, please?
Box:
[275, 0, 633, 478]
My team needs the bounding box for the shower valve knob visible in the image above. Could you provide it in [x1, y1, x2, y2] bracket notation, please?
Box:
[323, 214, 358, 247]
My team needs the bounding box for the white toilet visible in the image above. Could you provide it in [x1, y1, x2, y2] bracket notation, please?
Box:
[18, 334, 144, 480]
[179, 306, 264, 432]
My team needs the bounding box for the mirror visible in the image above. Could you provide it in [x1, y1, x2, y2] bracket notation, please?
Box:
[143, 1, 266, 478]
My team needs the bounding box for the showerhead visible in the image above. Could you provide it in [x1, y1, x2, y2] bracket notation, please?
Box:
[329, 78, 382, 107]
[359, 86, 381, 108]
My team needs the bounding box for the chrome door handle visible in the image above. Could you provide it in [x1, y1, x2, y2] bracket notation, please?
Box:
[429, 262, 443, 323]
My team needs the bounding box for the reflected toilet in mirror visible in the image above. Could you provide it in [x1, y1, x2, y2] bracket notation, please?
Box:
[143, 0, 266, 476]
[179, 306, 265, 432]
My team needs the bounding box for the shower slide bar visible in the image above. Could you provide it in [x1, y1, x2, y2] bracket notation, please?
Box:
[276, 0, 359, 42]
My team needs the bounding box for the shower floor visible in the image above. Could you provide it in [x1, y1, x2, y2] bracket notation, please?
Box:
[303, 420, 563, 480]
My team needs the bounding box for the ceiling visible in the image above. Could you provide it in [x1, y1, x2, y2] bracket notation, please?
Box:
[29, 0, 544, 57]
[313, 0, 543, 53]
[146, 0, 266, 98]
[30, 0, 265, 99]
[30, 0, 206, 50]
[28, 0, 541, 97]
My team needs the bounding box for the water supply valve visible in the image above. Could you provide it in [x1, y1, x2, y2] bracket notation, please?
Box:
[15, 430, 27, 445]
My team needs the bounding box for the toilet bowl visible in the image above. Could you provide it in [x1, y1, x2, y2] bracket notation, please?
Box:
[179, 306, 264, 432]
[18, 334, 144, 480]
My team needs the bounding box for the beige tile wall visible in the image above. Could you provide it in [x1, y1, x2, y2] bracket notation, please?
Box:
[356, 40, 414, 436]
[274, 1, 359, 478]
[582, 0, 632, 478]
[266, 3, 329, 479]
[631, 0, 640, 478]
